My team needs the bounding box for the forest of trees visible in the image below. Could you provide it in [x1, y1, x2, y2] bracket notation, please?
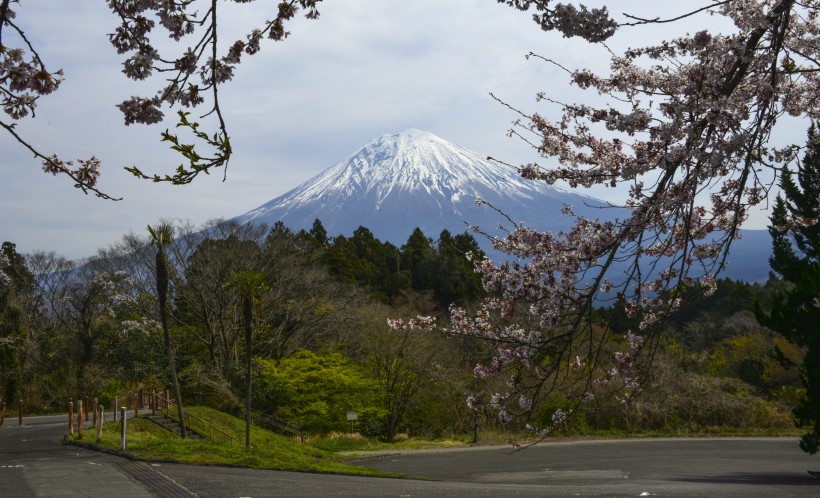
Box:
[4, 0, 819, 447]
[0, 219, 808, 440]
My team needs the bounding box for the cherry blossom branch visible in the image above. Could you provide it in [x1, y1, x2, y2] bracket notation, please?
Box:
[497, 1, 617, 42]
[110, 0, 323, 185]
[208, 0, 230, 181]
[1, 119, 120, 199]
[2, 1, 119, 199]
[620, 1, 734, 26]
[0, 0, 12, 48]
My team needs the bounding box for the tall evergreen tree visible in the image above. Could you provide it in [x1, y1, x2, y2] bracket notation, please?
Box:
[432, 230, 485, 307]
[308, 219, 329, 247]
[401, 228, 436, 291]
[762, 124, 820, 454]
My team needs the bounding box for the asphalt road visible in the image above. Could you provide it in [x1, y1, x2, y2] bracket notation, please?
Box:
[343, 438, 820, 497]
[2, 414, 820, 497]
[0, 413, 154, 497]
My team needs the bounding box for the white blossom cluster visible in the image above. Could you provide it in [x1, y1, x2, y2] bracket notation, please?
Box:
[3, 1, 326, 193]
[41, 155, 101, 187]
[0, 253, 11, 288]
[498, 1, 617, 42]
[386, 315, 436, 332]
[0, 41, 62, 120]
[119, 317, 161, 338]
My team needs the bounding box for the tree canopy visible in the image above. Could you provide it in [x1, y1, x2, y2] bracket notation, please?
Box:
[0, 219, 808, 439]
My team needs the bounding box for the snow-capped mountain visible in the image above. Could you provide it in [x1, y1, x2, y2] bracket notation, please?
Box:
[233, 128, 772, 282]
[235, 128, 612, 243]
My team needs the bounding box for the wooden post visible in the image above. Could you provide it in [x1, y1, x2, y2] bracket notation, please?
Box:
[151, 390, 156, 417]
[1, 401, 6, 426]
[120, 407, 126, 451]
[114, 396, 118, 422]
[18, 399, 23, 425]
[77, 402, 84, 440]
[96, 405, 103, 443]
[84, 395, 89, 421]
[68, 400, 74, 436]
[93, 398, 98, 427]
[134, 391, 138, 418]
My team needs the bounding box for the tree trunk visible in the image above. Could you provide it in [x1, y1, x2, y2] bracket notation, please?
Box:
[244, 295, 252, 449]
[157, 248, 186, 438]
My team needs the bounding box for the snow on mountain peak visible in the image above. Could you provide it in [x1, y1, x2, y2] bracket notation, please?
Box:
[315, 128, 566, 203]
[235, 129, 605, 245]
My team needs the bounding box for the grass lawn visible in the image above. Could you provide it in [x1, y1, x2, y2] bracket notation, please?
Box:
[72, 406, 401, 477]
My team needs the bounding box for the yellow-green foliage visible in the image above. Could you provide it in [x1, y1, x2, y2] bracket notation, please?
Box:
[709, 333, 768, 378]
[255, 350, 386, 434]
[708, 332, 802, 391]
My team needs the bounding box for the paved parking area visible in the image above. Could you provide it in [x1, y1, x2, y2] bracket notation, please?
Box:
[341, 437, 820, 497]
[3, 415, 820, 497]
[0, 415, 154, 497]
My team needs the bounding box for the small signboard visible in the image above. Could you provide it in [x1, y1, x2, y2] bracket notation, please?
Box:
[346, 411, 358, 421]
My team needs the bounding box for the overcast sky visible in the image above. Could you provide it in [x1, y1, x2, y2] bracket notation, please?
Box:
[1, 1, 799, 260]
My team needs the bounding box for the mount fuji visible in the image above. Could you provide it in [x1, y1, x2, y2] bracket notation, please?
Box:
[233, 129, 772, 282]
[235, 129, 611, 242]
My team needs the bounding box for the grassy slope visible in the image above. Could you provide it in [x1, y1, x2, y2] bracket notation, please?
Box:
[81, 406, 400, 477]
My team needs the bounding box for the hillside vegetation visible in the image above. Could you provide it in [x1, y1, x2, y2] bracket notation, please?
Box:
[0, 220, 805, 440]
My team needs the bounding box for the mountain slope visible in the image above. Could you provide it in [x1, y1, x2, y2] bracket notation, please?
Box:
[233, 129, 771, 282]
[236, 128, 612, 243]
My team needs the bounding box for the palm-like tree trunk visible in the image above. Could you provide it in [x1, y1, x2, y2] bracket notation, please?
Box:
[152, 225, 186, 438]
[226, 270, 268, 450]
[243, 294, 252, 449]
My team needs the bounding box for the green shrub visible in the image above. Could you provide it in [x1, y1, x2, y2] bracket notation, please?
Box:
[255, 350, 386, 434]
[96, 378, 124, 408]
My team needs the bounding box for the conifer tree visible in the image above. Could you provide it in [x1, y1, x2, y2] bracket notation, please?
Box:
[763, 124, 820, 454]
[308, 219, 329, 247]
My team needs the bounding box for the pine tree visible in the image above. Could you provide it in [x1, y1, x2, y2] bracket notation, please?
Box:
[432, 230, 485, 307]
[401, 228, 436, 291]
[308, 219, 329, 247]
[763, 124, 820, 454]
